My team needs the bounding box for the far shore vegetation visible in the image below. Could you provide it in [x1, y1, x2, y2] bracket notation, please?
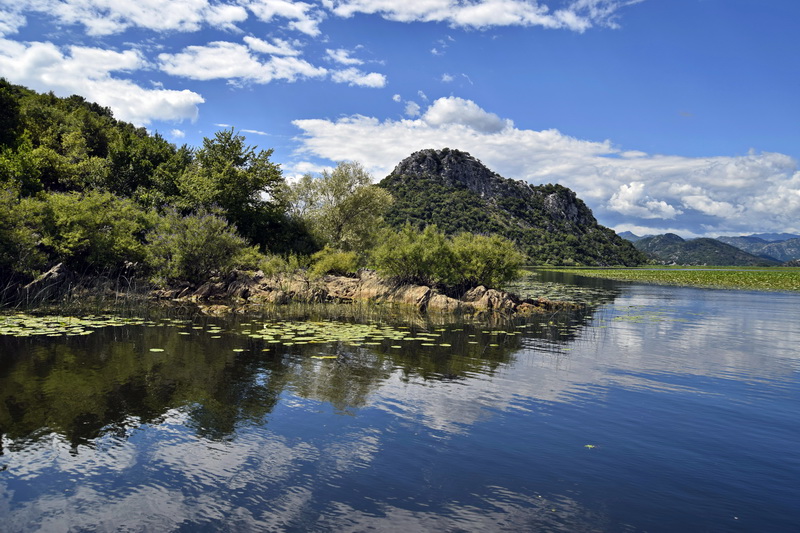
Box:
[549, 267, 800, 292]
[0, 81, 524, 306]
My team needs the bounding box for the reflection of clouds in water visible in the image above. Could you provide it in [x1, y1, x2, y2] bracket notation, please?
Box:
[315, 485, 605, 532]
[2, 408, 386, 531]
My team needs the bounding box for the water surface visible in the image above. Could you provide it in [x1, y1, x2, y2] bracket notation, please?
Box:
[1, 275, 798, 531]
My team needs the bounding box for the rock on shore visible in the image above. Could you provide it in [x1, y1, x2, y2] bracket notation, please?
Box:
[160, 269, 578, 315]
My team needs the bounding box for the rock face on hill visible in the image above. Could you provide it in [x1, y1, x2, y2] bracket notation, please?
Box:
[634, 234, 780, 266]
[379, 148, 645, 266]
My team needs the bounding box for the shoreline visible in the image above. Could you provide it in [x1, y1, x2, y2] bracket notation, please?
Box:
[4, 264, 581, 317]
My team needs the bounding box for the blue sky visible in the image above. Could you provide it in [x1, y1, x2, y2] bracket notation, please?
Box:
[1, 0, 798, 237]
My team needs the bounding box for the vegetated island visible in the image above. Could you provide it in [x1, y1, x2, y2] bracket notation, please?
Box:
[0, 81, 639, 315]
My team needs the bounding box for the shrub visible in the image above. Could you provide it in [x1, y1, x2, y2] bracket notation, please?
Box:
[146, 209, 262, 285]
[308, 245, 359, 279]
[370, 224, 453, 287]
[447, 232, 525, 291]
[371, 224, 525, 293]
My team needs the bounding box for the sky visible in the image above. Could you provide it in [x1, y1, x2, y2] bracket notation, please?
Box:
[1, 0, 798, 238]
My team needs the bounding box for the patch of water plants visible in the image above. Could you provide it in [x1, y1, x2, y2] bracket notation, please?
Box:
[0, 313, 156, 337]
[551, 267, 800, 292]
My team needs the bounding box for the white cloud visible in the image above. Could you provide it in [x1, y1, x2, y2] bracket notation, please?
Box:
[608, 182, 682, 219]
[0, 39, 203, 125]
[244, 36, 301, 56]
[170, 129, 186, 138]
[0, 7, 26, 36]
[6, 0, 248, 36]
[441, 73, 454, 83]
[292, 96, 800, 235]
[246, 0, 324, 36]
[242, 128, 269, 135]
[392, 94, 402, 102]
[325, 0, 638, 31]
[422, 97, 510, 133]
[325, 48, 363, 65]
[330, 67, 386, 87]
[158, 41, 327, 83]
[404, 101, 421, 117]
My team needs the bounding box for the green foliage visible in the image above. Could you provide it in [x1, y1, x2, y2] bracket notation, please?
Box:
[371, 224, 453, 287]
[29, 191, 155, 273]
[286, 161, 393, 252]
[145, 209, 262, 285]
[447, 232, 525, 290]
[308, 245, 359, 279]
[371, 224, 523, 293]
[0, 188, 46, 278]
[176, 129, 284, 247]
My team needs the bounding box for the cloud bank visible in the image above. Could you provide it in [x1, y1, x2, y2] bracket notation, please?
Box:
[292, 97, 800, 236]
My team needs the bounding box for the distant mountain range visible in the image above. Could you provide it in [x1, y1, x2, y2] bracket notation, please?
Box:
[620, 232, 800, 265]
[379, 148, 646, 266]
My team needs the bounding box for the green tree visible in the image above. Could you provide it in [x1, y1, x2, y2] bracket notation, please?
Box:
[0, 188, 46, 279]
[287, 161, 393, 252]
[176, 129, 284, 246]
[29, 191, 155, 273]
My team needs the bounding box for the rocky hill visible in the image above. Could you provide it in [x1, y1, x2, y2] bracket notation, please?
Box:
[634, 234, 780, 266]
[378, 148, 645, 266]
[717, 235, 800, 262]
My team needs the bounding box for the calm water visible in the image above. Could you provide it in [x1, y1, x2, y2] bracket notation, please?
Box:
[1, 274, 799, 532]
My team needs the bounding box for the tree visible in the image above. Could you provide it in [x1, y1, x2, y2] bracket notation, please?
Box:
[287, 161, 393, 252]
[176, 129, 284, 247]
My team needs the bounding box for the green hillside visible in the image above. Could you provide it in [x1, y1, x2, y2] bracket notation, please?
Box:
[379, 148, 645, 266]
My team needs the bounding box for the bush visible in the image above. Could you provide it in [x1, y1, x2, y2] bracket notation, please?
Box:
[370, 224, 453, 287]
[447, 232, 525, 291]
[371, 224, 525, 293]
[146, 209, 262, 285]
[308, 245, 359, 279]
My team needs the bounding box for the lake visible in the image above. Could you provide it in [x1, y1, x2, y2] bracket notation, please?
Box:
[1, 272, 798, 532]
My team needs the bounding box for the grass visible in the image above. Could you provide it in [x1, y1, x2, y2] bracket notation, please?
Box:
[548, 267, 800, 292]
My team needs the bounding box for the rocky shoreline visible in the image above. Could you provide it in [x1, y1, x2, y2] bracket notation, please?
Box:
[10, 263, 579, 316]
[155, 269, 579, 316]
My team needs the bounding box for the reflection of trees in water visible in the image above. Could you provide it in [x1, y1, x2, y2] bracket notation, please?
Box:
[0, 303, 602, 450]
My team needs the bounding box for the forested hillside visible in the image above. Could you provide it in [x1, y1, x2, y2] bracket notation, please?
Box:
[379, 148, 645, 266]
[0, 79, 319, 288]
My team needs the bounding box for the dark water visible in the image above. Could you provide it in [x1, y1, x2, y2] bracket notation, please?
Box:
[1, 274, 799, 532]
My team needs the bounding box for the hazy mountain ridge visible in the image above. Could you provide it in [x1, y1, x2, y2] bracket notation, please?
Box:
[633, 233, 780, 266]
[379, 148, 645, 266]
[716, 236, 800, 262]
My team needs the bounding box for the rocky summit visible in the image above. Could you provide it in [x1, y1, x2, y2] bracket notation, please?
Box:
[379, 148, 645, 266]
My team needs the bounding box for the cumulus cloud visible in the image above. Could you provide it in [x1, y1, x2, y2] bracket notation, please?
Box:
[158, 41, 327, 83]
[244, 36, 301, 56]
[247, 0, 325, 35]
[0, 39, 203, 125]
[404, 101, 421, 117]
[292, 96, 800, 235]
[422, 97, 510, 133]
[608, 182, 682, 219]
[324, 0, 638, 31]
[326, 48, 363, 65]
[330, 67, 386, 87]
[5, 0, 248, 36]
